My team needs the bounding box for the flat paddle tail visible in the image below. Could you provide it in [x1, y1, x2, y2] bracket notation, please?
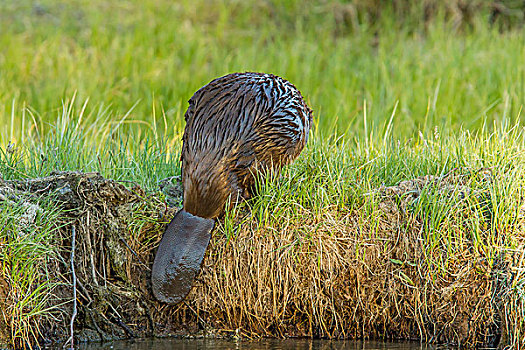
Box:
[152, 209, 215, 304]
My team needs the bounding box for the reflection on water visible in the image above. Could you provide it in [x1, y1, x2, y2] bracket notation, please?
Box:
[71, 338, 440, 350]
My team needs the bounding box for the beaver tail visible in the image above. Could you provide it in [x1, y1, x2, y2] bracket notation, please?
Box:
[151, 209, 215, 304]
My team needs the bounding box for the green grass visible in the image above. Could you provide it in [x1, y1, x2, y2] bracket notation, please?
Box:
[1, 0, 525, 347]
[3, 84, 525, 349]
[1, 0, 525, 145]
[0, 198, 64, 348]
[6, 98, 525, 257]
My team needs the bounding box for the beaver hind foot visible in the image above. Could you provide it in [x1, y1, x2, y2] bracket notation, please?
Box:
[151, 209, 215, 304]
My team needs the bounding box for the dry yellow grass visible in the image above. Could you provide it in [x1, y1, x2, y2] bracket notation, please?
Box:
[187, 175, 514, 347]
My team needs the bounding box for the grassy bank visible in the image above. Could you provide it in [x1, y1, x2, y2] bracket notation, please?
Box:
[1, 106, 525, 348]
[2, 0, 525, 348]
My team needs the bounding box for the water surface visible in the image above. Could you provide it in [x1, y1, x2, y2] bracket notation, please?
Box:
[72, 338, 441, 350]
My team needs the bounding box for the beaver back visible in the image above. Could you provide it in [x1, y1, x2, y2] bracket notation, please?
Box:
[181, 72, 312, 218]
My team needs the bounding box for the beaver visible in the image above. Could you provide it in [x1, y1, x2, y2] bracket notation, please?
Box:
[152, 72, 313, 304]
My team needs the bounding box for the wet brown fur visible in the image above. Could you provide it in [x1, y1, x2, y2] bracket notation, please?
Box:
[181, 72, 312, 218]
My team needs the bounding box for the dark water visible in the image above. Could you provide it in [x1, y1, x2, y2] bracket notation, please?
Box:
[71, 338, 441, 350]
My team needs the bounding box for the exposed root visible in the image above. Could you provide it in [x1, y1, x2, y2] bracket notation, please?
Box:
[63, 225, 78, 350]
